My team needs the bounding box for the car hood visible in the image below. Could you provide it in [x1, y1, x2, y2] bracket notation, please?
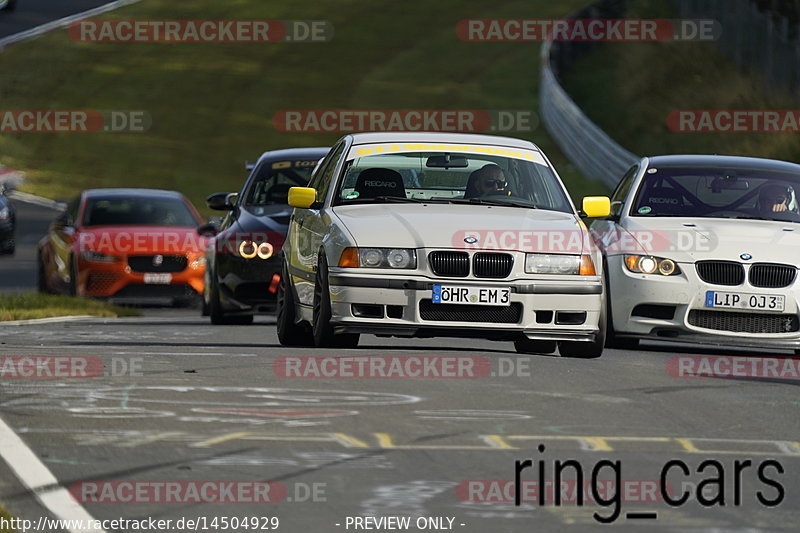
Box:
[333, 204, 588, 253]
[621, 217, 800, 263]
[77, 225, 207, 255]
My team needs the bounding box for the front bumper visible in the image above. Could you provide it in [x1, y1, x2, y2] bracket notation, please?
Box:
[216, 253, 282, 313]
[77, 256, 205, 299]
[327, 270, 603, 342]
[608, 255, 800, 348]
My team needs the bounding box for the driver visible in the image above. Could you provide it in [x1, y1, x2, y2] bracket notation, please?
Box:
[465, 164, 508, 198]
[757, 183, 795, 214]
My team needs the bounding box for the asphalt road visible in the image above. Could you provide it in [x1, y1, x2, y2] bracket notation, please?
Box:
[0, 301, 799, 532]
[0, 196, 60, 293]
[0, 0, 122, 38]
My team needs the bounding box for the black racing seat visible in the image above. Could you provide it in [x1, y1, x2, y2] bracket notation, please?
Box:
[354, 168, 406, 199]
[643, 187, 686, 215]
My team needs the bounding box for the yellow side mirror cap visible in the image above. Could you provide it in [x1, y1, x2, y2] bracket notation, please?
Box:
[582, 196, 611, 218]
[288, 187, 317, 209]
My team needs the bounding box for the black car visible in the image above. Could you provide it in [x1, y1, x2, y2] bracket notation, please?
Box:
[201, 147, 329, 324]
[0, 187, 15, 255]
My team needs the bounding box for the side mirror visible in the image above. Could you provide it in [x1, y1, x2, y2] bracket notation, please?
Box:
[581, 196, 611, 218]
[207, 192, 237, 211]
[288, 187, 318, 209]
[196, 222, 219, 237]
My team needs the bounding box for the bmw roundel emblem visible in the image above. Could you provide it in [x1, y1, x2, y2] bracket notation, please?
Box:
[152, 254, 164, 266]
[740, 253, 752, 261]
[464, 236, 478, 244]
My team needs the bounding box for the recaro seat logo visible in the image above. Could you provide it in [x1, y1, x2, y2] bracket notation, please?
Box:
[364, 180, 397, 188]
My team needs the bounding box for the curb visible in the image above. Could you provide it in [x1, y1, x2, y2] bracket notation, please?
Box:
[0, 0, 144, 50]
[0, 315, 96, 326]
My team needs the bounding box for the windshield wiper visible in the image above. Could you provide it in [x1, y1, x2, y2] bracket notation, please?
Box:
[446, 198, 537, 209]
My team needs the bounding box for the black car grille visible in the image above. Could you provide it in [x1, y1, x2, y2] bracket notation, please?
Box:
[748, 263, 797, 288]
[688, 310, 799, 334]
[473, 253, 514, 278]
[128, 255, 188, 273]
[696, 261, 744, 286]
[419, 300, 522, 323]
[428, 251, 469, 277]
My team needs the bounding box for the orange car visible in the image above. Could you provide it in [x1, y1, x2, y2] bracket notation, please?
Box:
[37, 188, 207, 304]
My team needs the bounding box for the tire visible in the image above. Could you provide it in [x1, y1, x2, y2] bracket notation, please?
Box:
[312, 253, 359, 348]
[603, 262, 639, 350]
[513, 338, 557, 355]
[559, 301, 606, 359]
[36, 250, 50, 293]
[68, 257, 78, 297]
[276, 261, 312, 346]
[209, 275, 253, 325]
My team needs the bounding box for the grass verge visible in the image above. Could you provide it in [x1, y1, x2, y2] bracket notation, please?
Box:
[0, 0, 608, 213]
[0, 293, 140, 321]
[0, 508, 14, 533]
[562, 0, 800, 164]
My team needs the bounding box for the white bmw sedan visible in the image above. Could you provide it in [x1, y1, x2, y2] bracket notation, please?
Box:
[277, 132, 610, 357]
[592, 154, 800, 353]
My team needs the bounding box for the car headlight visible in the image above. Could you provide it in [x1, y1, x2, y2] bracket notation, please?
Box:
[239, 240, 274, 260]
[338, 247, 417, 269]
[624, 255, 681, 276]
[191, 256, 206, 269]
[0, 208, 9, 222]
[525, 254, 596, 275]
[80, 251, 118, 262]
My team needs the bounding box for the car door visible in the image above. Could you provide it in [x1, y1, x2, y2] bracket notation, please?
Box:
[288, 142, 346, 307]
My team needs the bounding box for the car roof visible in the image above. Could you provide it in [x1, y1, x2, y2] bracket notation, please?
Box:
[256, 147, 330, 163]
[646, 154, 800, 173]
[83, 188, 187, 199]
[347, 132, 540, 151]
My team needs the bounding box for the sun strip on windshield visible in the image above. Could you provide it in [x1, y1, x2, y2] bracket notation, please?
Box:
[347, 143, 547, 166]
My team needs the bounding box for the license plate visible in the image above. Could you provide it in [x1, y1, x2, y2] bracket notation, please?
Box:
[432, 285, 510, 306]
[143, 273, 172, 284]
[705, 291, 785, 312]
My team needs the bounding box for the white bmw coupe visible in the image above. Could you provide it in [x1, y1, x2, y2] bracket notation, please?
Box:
[277, 132, 610, 357]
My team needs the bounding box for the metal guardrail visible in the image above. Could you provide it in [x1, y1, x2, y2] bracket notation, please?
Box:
[539, 38, 639, 189]
[539, 31, 639, 189]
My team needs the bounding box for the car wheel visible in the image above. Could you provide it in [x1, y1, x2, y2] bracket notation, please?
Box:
[312, 253, 359, 348]
[559, 302, 605, 359]
[36, 250, 50, 293]
[603, 265, 639, 350]
[208, 275, 253, 325]
[276, 261, 313, 346]
[1, 238, 14, 254]
[68, 256, 78, 297]
[513, 338, 557, 355]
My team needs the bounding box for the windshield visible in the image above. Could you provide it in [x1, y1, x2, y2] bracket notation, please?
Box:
[631, 166, 800, 222]
[334, 146, 573, 212]
[82, 196, 200, 227]
[244, 159, 317, 205]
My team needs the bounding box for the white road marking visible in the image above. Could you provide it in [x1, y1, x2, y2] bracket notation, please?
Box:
[0, 416, 106, 533]
[0, 315, 95, 326]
